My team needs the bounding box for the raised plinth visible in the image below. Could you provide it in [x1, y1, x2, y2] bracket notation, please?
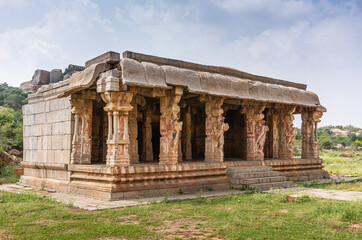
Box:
[68, 162, 229, 200]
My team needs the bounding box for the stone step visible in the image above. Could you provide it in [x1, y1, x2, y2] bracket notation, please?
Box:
[242, 176, 287, 185]
[228, 171, 281, 179]
[227, 166, 273, 174]
[248, 181, 294, 190]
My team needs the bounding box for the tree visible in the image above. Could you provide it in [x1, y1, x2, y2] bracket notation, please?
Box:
[0, 106, 23, 151]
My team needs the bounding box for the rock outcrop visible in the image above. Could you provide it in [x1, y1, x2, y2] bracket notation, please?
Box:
[19, 64, 85, 93]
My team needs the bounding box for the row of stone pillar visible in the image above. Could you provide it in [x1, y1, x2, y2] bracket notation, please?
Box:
[70, 87, 322, 167]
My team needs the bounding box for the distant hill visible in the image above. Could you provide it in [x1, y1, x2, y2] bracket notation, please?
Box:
[318, 125, 362, 150]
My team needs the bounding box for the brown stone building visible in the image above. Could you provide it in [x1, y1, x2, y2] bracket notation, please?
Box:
[20, 51, 328, 200]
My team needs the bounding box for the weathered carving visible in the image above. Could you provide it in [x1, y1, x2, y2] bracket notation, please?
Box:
[278, 107, 297, 159]
[142, 104, 154, 162]
[129, 98, 139, 164]
[302, 110, 322, 159]
[204, 96, 229, 162]
[242, 104, 267, 161]
[70, 90, 96, 165]
[159, 87, 183, 165]
[255, 119, 269, 161]
[185, 106, 192, 160]
[101, 91, 134, 167]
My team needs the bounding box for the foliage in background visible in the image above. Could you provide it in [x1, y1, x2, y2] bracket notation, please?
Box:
[318, 125, 362, 150]
[0, 83, 28, 151]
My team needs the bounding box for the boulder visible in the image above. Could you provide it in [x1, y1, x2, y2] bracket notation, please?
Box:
[0, 151, 19, 166]
[31, 69, 50, 85]
[68, 64, 85, 71]
[339, 152, 352, 158]
[63, 70, 77, 80]
[335, 144, 344, 149]
[19, 80, 35, 92]
[8, 149, 21, 156]
[49, 69, 63, 83]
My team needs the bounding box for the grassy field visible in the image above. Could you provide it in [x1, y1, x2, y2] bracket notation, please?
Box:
[0, 149, 360, 239]
[320, 150, 362, 177]
[0, 190, 361, 240]
[303, 180, 362, 192]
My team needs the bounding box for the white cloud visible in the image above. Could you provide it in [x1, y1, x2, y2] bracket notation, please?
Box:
[0, 0, 113, 85]
[213, 0, 316, 18]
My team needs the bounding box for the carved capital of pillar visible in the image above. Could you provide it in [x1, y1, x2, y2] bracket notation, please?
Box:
[159, 87, 183, 165]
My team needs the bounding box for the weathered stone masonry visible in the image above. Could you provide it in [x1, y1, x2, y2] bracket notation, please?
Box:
[20, 51, 329, 200]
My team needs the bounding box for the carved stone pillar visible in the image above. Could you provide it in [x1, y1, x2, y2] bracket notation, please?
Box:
[302, 110, 322, 159]
[266, 109, 279, 159]
[142, 105, 154, 162]
[185, 107, 192, 160]
[278, 107, 297, 159]
[80, 99, 93, 164]
[70, 90, 96, 165]
[159, 87, 183, 165]
[204, 96, 229, 163]
[243, 105, 267, 161]
[101, 91, 134, 167]
[70, 98, 83, 165]
[129, 98, 139, 164]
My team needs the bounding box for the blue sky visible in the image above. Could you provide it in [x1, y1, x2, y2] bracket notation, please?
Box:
[0, 0, 361, 127]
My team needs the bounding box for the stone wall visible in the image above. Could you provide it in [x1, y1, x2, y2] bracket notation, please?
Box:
[20, 80, 73, 191]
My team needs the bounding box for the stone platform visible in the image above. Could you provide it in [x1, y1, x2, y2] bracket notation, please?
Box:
[20, 159, 329, 201]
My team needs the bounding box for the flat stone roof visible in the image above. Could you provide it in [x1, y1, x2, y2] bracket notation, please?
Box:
[123, 51, 307, 90]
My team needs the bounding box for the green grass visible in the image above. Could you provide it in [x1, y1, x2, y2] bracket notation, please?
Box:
[320, 150, 362, 177]
[0, 165, 22, 184]
[0, 191, 361, 239]
[303, 180, 362, 192]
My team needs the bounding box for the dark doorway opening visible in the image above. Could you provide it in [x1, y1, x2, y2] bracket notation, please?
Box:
[224, 109, 246, 159]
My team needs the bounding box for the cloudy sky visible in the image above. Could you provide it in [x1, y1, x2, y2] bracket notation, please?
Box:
[0, 0, 361, 127]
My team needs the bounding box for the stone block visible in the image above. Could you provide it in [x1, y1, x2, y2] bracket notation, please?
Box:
[85, 51, 120, 68]
[62, 135, 72, 150]
[44, 124, 52, 135]
[48, 98, 71, 112]
[31, 69, 50, 85]
[31, 125, 43, 136]
[96, 78, 106, 93]
[47, 150, 56, 163]
[23, 137, 31, 150]
[51, 135, 63, 150]
[47, 109, 72, 123]
[23, 126, 31, 137]
[50, 69, 63, 83]
[68, 64, 85, 71]
[30, 150, 39, 162]
[60, 150, 70, 164]
[23, 115, 35, 126]
[37, 137, 44, 150]
[44, 136, 52, 149]
[51, 123, 61, 135]
[30, 137, 38, 150]
[105, 77, 120, 91]
[34, 113, 46, 125]
[23, 102, 46, 115]
[62, 122, 72, 134]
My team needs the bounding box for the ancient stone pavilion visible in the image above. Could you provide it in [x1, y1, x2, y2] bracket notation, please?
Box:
[20, 51, 329, 200]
